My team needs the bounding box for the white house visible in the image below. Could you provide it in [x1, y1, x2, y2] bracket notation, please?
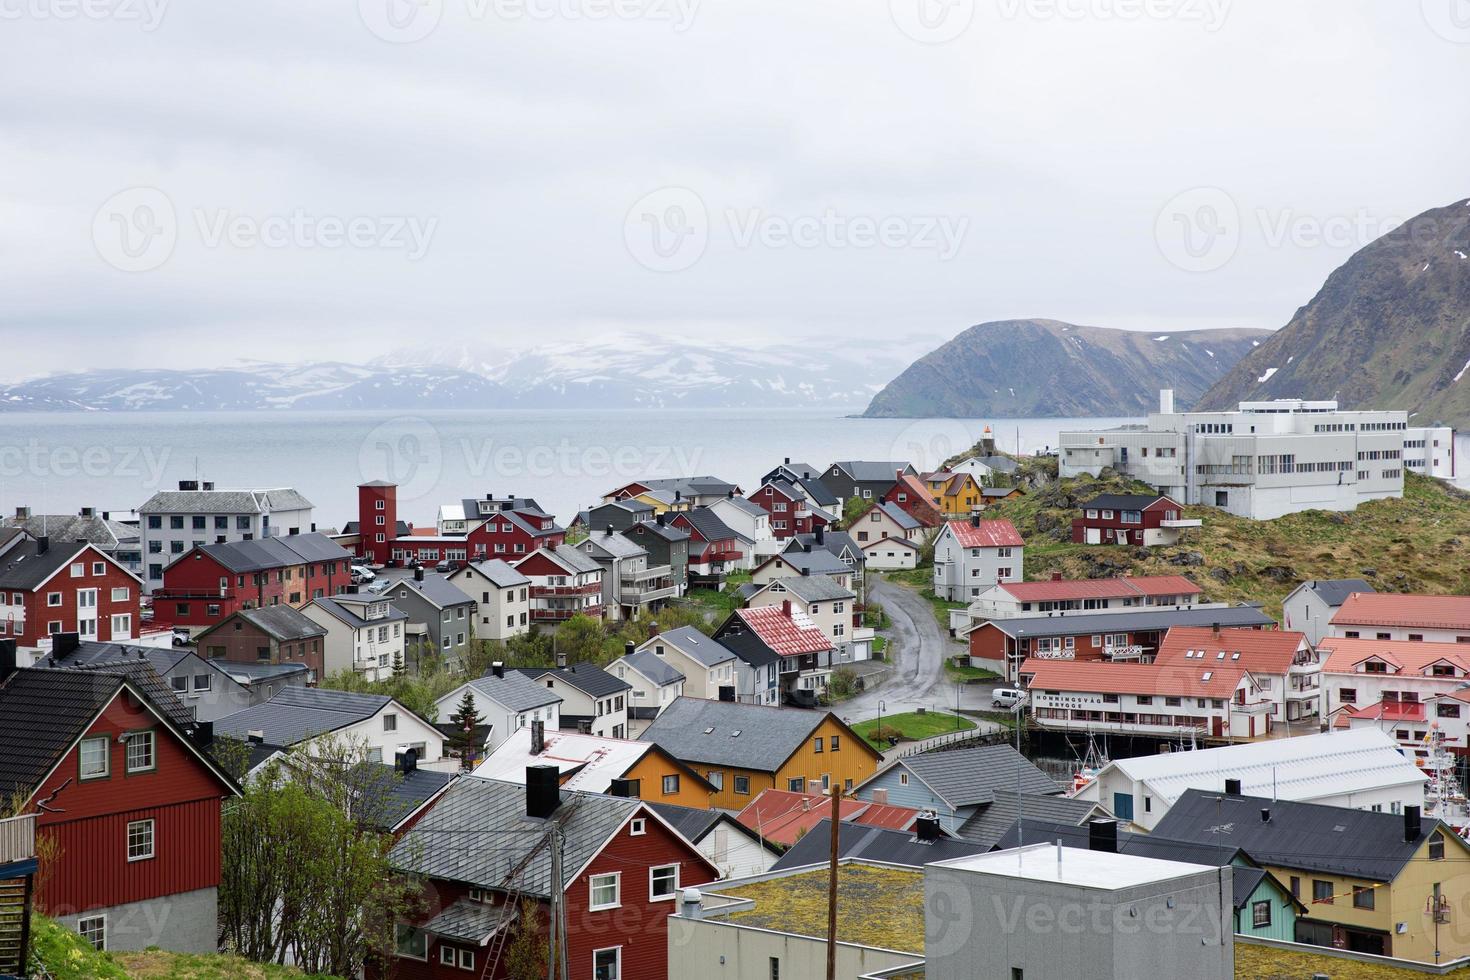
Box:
[1329, 593, 1470, 644]
[634, 627, 744, 701]
[1152, 626, 1321, 724]
[1317, 637, 1470, 728]
[956, 575, 1205, 634]
[1072, 728, 1426, 831]
[860, 535, 920, 570]
[848, 500, 923, 552]
[515, 662, 632, 739]
[432, 664, 563, 754]
[609, 644, 687, 737]
[300, 593, 409, 681]
[1280, 578, 1374, 645]
[932, 517, 1024, 602]
[215, 686, 447, 770]
[706, 496, 776, 566]
[448, 559, 531, 641]
[749, 549, 855, 593]
[745, 576, 870, 664]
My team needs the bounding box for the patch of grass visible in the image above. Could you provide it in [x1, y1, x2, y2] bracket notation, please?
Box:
[871, 635, 888, 657]
[851, 709, 975, 748]
[1234, 940, 1431, 978]
[30, 916, 130, 980]
[27, 916, 334, 980]
[720, 865, 924, 954]
[944, 659, 1000, 683]
[681, 587, 742, 617]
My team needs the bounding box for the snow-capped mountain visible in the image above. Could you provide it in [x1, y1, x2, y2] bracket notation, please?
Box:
[0, 335, 922, 412]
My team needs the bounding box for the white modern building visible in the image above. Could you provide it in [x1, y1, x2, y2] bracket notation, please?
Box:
[1059, 393, 1431, 520]
[1403, 425, 1456, 479]
[137, 481, 315, 591]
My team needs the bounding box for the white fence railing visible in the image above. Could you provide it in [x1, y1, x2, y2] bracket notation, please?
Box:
[0, 813, 36, 865]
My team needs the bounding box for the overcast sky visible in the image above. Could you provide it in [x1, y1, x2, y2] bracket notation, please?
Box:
[2, 0, 1468, 378]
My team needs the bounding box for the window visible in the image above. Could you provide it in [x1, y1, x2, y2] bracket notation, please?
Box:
[395, 923, 427, 960]
[1251, 901, 1271, 928]
[770, 957, 781, 980]
[440, 946, 457, 967]
[125, 730, 156, 772]
[127, 819, 155, 861]
[707, 770, 724, 791]
[662, 774, 680, 795]
[79, 735, 110, 780]
[734, 775, 750, 795]
[650, 864, 679, 901]
[111, 586, 130, 602]
[899, 772, 909, 786]
[589, 873, 620, 910]
[1430, 831, 1446, 860]
[384, 713, 397, 732]
[1312, 880, 1333, 905]
[1290, 876, 1300, 898]
[830, 735, 840, 751]
[813, 736, 823, 753]
[47, 592, 62, 607]
[593, 947, 621, 980]
[171, 675, 188, 693]
[77, 915, 106, 951]
[1352, 885, 1375, 910]
[193, 673, 212, 692]
[629, 818, 646, 836]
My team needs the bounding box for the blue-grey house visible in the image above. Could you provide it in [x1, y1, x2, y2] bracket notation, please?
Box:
[852, 744, 1062, 834]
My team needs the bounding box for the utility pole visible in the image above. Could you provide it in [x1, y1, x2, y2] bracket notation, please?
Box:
[547, 827, 562, 980]
[826, 782, 840, 980]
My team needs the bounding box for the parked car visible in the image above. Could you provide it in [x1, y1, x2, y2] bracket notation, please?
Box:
[367, 578, 392, 595]
[351, 564, 376, 582]
[172, 627, 191, 647]
[434, 560, 455, 573]
[991, 688, 1027, 710]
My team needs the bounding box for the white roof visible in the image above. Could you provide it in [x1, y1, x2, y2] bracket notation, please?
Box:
[934, 844, 1214, 890]
[1102, 729, 1425, 808]
[472, 726, 656, 794]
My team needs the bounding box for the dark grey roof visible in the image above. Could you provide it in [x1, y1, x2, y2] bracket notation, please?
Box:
[1, 513, 138, 550]
[787, 531, 864, 564]
[515, 662, 630, 698]
[170, 532, 351, 575]
[677, 507, 738, 543]
[424, 898, 518, 944]
[1152, 789, 1446, 882]
[582, 531, 647, 560]
[1082, 493, 1170, 511]
[648, 802, 725, 843]
[620, 648, 685, 687]
[875, 501, 922, 530]
[636, 476, 740, 497]
[974, 455, 1019, 474]
[981, 486, 1019, 498]
[621, 521, 690, 544]
[891, 746, 1059, 808]
[715, 496, 768, 518]
[795, 478, 839, 507]
[761, 548, 849, 577]
[0, 540, 100, 590]
[391, 572, 475, 610]
[51, 656, 199, 731]
[955, 791, 1102, 847]
[346, 763, 457, 832]
[641, 698, 831, 772]
[541, 544, 601, 576]
[772, 819, 989, 872]
[460, 559, 531, 589]
[138, 487, 314, 514]
[307, 595, 410, 630]
[757, 576, 854, 603]
[388, 777, 641, 897]
[37, 640, 186, 676]
[829, 461, 912, 483]
[215, 686, 395, 747]
[736, 582, 763, 602]
[646, 627, 736, 668]
[235, 605, 328, 642]
[990, 604, 1275, 639]
[712, 628, 782, 670]
[987, 818, 1248, 867]
[593, 499, 654, 515]
[1299, 579, 1376, 607]
[210, 660, 309, 685]
[462, 673, 563, 712]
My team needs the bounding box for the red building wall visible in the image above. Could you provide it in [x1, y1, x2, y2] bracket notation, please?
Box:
[11, 546, 140, 646]
[1070, 499, 1178, 545]
[358, 483, 398, 566]
[158, 551, 351, 630]
[748, 485, 802, 539]
[29, 692, 228, 916]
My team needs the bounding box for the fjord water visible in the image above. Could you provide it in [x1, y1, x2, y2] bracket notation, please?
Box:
[0, 409, 1133, 525]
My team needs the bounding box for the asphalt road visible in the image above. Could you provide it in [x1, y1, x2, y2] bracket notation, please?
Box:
[839, 578, 1007, 729]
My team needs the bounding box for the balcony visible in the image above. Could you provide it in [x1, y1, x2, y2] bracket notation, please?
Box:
[1231, 699, 1275, 715]
[621, 584, 678, 604]
[703, 549, 743, 562]
[531, 583, 602, 597]
[532, 605, 604, 622]
[621, 564, 672, 584]
[0, 814, 35, 866]
[1159, 518, 1203, 529]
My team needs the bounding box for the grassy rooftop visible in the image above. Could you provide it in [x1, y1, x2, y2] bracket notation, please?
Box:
[1234, 940, 1464, 978]
[719, 864, 925, 954]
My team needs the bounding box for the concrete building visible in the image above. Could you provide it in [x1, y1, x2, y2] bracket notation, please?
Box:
[924, 843, 1232, 980]
[1328, 592, 1470, 643]
[137, 482, 314, 591]
[447, 558, 530, 641]
[1403, 425, 1456, 479]
[1059, 393, 1420, 520]
[1281, 578, 1375, 645]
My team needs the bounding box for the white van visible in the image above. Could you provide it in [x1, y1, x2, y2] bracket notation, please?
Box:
[991, 688, 1026, 710]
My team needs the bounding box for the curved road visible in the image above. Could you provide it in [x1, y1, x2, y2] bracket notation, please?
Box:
[839, 579, 1005, 730]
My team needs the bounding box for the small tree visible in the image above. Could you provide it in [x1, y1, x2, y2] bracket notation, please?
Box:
[447, 689, 481, 769]
[839, 495, 869, 529]
[503, 899, 548, 980]
[390, 650, 406, 679]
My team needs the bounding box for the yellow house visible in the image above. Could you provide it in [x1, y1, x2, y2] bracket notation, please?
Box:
[1156, 790, 1470, 962]
[921, 471, 985, 516]
[641, 697, 883, 811]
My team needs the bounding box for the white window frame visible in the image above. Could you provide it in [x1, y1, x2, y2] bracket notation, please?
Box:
[649, 864, 679, 902]
[593, 946, 622, 980]
[125, 730, 156, 773]
[589, 872, 621, 911]
[126, 818, 155, 862]
[629, 818, 646, 837]
[77, 914, 106, 951]
[79, 735, 110, 780]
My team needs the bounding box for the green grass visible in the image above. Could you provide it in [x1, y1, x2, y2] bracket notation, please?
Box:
[871, 635, 888, 657]
[28, 916, 336, 980]
[680, 587, 743, 617]
[944, 659, 1000, 683]
[851, 709, 975, 749]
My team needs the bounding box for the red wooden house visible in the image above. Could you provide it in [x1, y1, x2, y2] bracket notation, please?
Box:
[153, 532, 354, 634]
[512, 546, 605, 622]
[1071, 493, 1199, 547]
[747, 480, 832, 540]
[377, 772, 717, 980]
[670, 509, 744, 586]
[881, 473, 944, 527]
[0, 639, 239, 954]
[349, 484, 564, 569]
[0, 536, 142, 656]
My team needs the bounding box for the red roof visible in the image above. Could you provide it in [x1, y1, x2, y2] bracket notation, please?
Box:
[734, 605, 832, 656]
[885, 473, 944, 526]
[1153, 627, 1307, 675]
[1331, 593, 1470, 632]
[734, 789, 921, 846]
[1335, 700, 1427, 724]
[997, 575, 1202, 603]
[1317, 637, 1470, 676]
[1020, 659, 1250, 698]
[949, 519, 1025, 549]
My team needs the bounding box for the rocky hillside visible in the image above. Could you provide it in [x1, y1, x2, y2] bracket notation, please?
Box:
[1200, 197, 1470, 425]
[862, 320, 1270, 418]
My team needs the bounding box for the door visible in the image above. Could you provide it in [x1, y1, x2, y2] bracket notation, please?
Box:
[1086, 528, 1101, 544]
[1212, 717, 1224, 737]
[76, 589, 98, 638]
[1112, 793, 1134, 820]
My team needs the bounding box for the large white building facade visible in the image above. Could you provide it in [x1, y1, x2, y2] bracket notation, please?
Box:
[1059, 393, 1444, 520]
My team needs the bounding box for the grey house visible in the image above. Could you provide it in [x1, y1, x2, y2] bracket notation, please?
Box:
[1281, 578, 1375, 645]
[586, 499, 656, 532]
[580, 526, 678, 621]
[388, 569, 477, 667]
[620, 515, 690, 595]
[37, 635, 252, 722]
[818, 460, 917, 505]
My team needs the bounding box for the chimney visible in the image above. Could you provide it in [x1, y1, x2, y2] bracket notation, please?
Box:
[202, 481, 215, 491]
[970, 515, 979, 528]
[192, 720, 214, 749]
[1211, 622, 1221, 637]
[178, 479, 198, 491]
[80, 506, 95, 518]
[726, 489, 734, 499]
[1260, 808, 1271, 823]
[414, 567, 425, 582]
[781, 599, 791, 617]
[13, 506, 29, 520]
[0, 639, 16, 686]
[675, 491, 682, 502]
[784, 457, 791, 465]
[1224, 778, 1242, 796]
[102, 511, 110, 521]
[718, 685, 735, 702]
[1160, 388, 1174, 414]
[608, 777, 637, 798]
[51, 632, 80, 659]
[35, 535, 49, 556]
[531, 718, 545, 755]
[1405, 804, 1422, 842]
[555, 649, 568, 668]
[815, 526, 825, 545]
[803, 542, 812, 553]
[396, 747, 419, 773]
[1051, 571, 1063, 582]
[915, 813, 942, 842]
[606, 524, 614, 537]
[1088, 818, 1118, 853]
[656, 513, 666, 527]
[526, 765, 561, 819]
[625, 641, 635, 658]
[680, 887, 704, 921]
[247, 730, 265, 744]
[491, 661, 505, 679]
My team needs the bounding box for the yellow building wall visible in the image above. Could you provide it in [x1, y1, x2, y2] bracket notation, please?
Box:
[631, 492, 673, 514]
[624, 751, 714, 809]
[694, 718, 881, 809]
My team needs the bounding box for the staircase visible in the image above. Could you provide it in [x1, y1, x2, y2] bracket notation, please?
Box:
[0, 876, 30, 978]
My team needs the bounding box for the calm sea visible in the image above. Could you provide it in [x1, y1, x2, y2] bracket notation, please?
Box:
[0, 409, 1132, 527]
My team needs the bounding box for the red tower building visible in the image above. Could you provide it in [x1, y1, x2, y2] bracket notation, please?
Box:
[357, 481, 398, 566]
